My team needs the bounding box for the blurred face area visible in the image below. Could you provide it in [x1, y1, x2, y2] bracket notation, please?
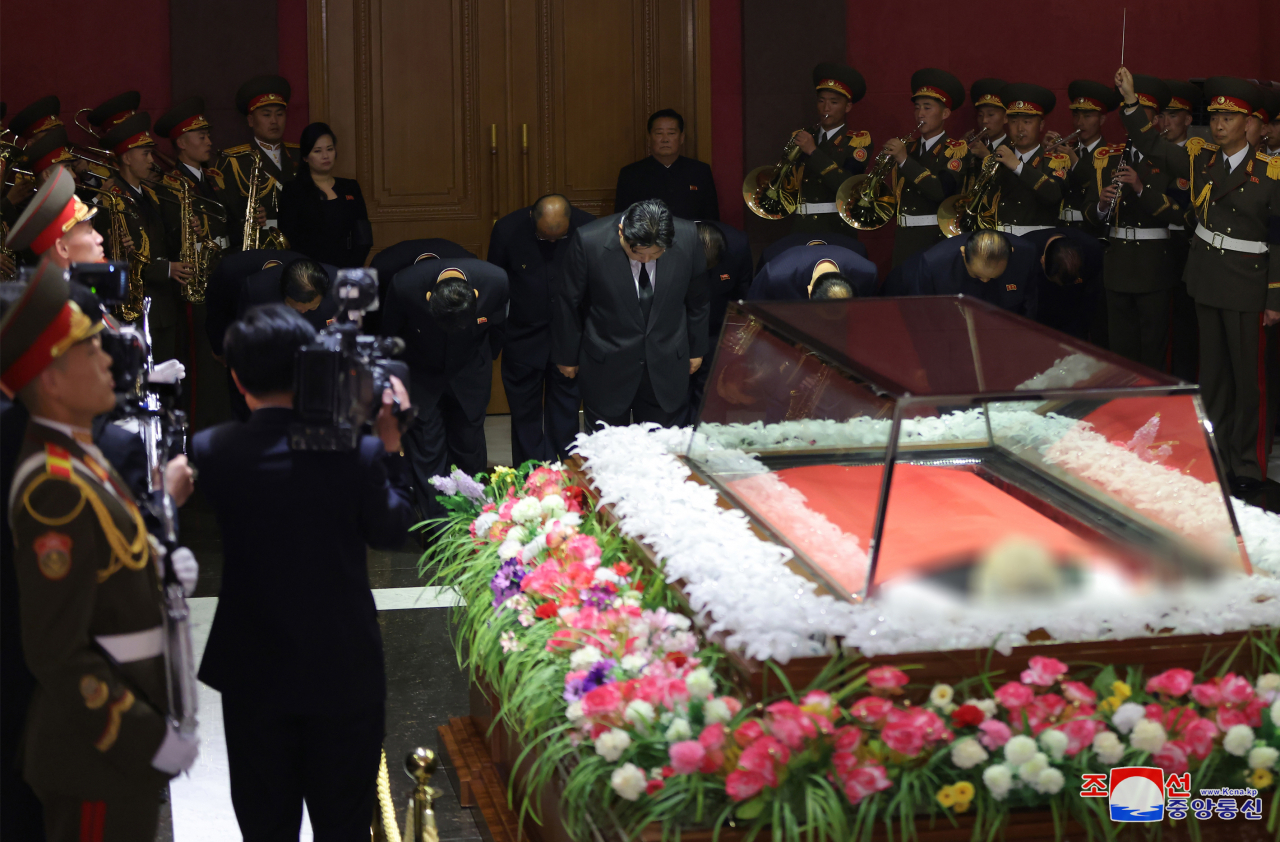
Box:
[817, 90, 852, 131]
[118, 147, 154, 182]
[36, 335, 117, 420]
[1160, 110, 1192, 143]
[648, 118, 683, 164]
[304, 134, 336, 175]
[533, 198, 570, 241]
[1268, 118, 1280, 150]
[1071, 109, 1104, 143]
[176, 128, 213, 165]
[1245, 115, 1263, 147]
[961, 248, 1007, 284]
[1210, 113, 1248, 152]
[247, 104, 287, 144]
[617, 225, 664, 263]
[52, 220, 105, 267]
[976, 105, 1007, 140]
[913, 98, 949, 137]
[1009, 115, 1043, 152]
[36, 166, 61, 187]
[285, 295, 320, 314]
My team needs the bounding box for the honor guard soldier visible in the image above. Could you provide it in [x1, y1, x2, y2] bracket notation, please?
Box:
[1160, 79, 1204, 380]
[7, 167, 104, 272]
[95, 113, 193, 362]
[792, 63, 872, 235]
[1, 260, 200, 842]
[216, 75, 298, 247]
[9, 95, 63, 145]
[1087, 75, 1185, 370]
[1054, 80, 1119, 236]
[990, 83, 1068, 234]
[155, 97, 234, 255]
[1116, 69, 1280, 490]
[887, 69, 969, 266]
[79, 93, 143, 188]
[965, 79, 1010, 164]
[747, 242, 877, 300]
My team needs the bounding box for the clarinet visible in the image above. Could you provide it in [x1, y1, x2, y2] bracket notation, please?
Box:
[1099, 138, 1130, 226]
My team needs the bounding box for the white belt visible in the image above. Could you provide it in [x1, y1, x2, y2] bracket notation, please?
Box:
[995, 223, 1053, 236]
[214, 236, 230, 249]
[1167, 224, 1185, 231]
[1110, 226, 1170, 241]
[797, 203, 837, 215]
[898, 213, 938, 227]
[1059, 208, 1084, 223]
[1194, 226, 1269, 254]
[96, 627, 164, 663]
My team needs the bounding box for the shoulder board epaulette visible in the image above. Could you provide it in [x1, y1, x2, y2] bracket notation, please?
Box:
[142, 185, 159, 202]
[109, 184, 123, 195]
[1094, 145, 1123, 159]
[944, 138, 968, 159]
[1260, 151, 1280, 180]
[45, 444, 73, 480]
[162, 173, 183, 188]
[204, 166, 223, 178]
[1184, 137, 1217, 158]
[846, 129, 870, 148]
[1046, 152, 1070, 170]
[283, 142, 299, 149]
[221, 144, 252, 156]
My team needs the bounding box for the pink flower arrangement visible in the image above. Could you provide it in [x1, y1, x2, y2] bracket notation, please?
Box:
[867, 666, 909, 694]
[1146, 668, 1195, 698]
[977, 719, 1012, 750]
[1020, 656, 1069, 687]
[994, 681, 1036, 710]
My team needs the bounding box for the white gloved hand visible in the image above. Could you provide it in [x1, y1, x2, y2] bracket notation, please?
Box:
[149, 359, 186, 384]
[151, 722, 200, 774]
[170, 547, 199, 597]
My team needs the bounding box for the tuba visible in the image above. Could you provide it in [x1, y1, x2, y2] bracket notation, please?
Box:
[937, 154, 1001, 237]
[742, 123, 821, 219]
[241, 152, 290, 251]
[835, 121, 925, 230]
[174, 179, 221, 303]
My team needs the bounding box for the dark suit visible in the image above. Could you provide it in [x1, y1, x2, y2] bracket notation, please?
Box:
[366, 239, 477, 334]
[614, 155, 719, 220]
[488, 206, 594, 464]
[747, 244, 877, 301]
[192, 407, 411, 840]
[205, 250, 304, 356]
[884, 231, 1037, 318]
[278, 177, 372, 269]
[382, 258, 508, 518]
[1020, 227, 1104, 341]
[759, 231, 868, 267]
[687, 220, 753, 424]
[553, 213, 709, 428]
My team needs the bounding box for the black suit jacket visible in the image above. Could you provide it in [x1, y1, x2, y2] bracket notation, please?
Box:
[1021, 227, 1103, 340]
[205, 249, 303, 355]
[487, 205, 596, 365]
[192, 407, 412, 709]
[381, 257, 509, 411]
[702, 220, 753, 342]
[367, 239, 477, 333]
[278, 177, 371, 269]
[747, 244, 877, 301]
[553, 213, 710, 416]
[236, 261, 341, 331]
[613, 155, 719, 220]
[884, 231, 1038, 318]
[759, 231, 868, 266]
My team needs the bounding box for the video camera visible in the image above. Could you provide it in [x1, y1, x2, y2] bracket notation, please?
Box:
[290, 268, 414, 451]
[64, 262, 153, 400]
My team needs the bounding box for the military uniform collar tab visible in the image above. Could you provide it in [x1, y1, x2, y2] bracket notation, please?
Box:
[31, 416, 92, 446]
[255, 138, 282, 151]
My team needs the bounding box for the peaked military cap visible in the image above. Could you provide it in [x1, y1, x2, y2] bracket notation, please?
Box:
[1251, 86, 1280, 123]
[87, 91, 141, 131]
[1067, 79, 1120, 112]
[155, 97, 211, 141]
[21, 127, 76, 176]
[812, 63, 866, 104]
[7, 167, 98, 255]
[1203, 77, 1257, 115]
[1128, 75, 1171, 112]
[1000, 83, 1056, 116]
[911, 69, 965, 110]
[1163, 80, 1202, 112]
[970, 78, 1007, 110]
[10, 96, 62, 141]
[235, 75, 292, 115]
[101, 112, 156, 157]
[0, 256, 104, 394]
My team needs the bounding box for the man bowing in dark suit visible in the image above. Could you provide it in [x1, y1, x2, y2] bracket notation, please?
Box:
[554, 199, 709, 430]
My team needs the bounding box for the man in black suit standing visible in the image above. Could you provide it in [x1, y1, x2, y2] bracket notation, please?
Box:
[554, 199, 709, 429]
[489, 194, 594, 464]
[614, 110, 719, 220]
[382, 258, 508, 519]
[191, 304, 413, 841]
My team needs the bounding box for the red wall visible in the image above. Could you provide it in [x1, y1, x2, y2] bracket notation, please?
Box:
[709, 0, 745, 228]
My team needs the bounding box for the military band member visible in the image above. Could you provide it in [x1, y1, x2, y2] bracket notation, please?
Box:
[1054, 80, 1119, 236]
[1160, 79, 1203, 381]
[1116, 69, 1280, 490]
[887, 69, 968, 266]
[9, 95, 63, 145]
[1086, 75, 1183, 370]
[1, 259, 200, 842]
[215, 75, 298, 247]
[155, 97, 233, 254]
[1245, 85, 1276, 150]
[1261, 87, 1280, 158]
[991, 83, 1069, 233]
[791, 62, 871, 235]
[11, 129, 80, 268]
[79, 92, 143, 188]
[965, 78, 1009, 161]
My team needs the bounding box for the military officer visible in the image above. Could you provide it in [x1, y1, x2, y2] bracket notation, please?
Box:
[965, 79, 1010, 164]
[9, 96, 63, 145]
[791, 62, 871, 235]
[1086, 75, 1184, 370]
[1116, 69, 1280, 490]
[1, 259, 200, 842]
[215, 75, 298, 248]
[747, 242, 876, 300]
[95, 113, 192, 362]
[7, 167, 104, 271]
[885, 69, 969, 266]
[991, 83, 1069, 233]
[1053, 80, 1119, 237]
[1160, 79, 1204, 381]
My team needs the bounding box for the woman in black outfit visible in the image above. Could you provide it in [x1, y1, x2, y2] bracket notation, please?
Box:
[278, 122, 372, 268]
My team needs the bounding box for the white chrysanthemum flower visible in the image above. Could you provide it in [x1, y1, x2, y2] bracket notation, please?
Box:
[472, 511, 499, 540]
[1035, 767, 1065, 795]
[541, 494, 567, 518]
[1130, 719, 1167, 754]
[983, 764, 1014, 800]
[950, 737, 989, 770]
[929, 684, 955, 709]
[497, 540, 523, 561]
[505, 524, 529, 545]
[1223, 724, 1255, 757]
[664, 718, 692, 742]
[510, 496, 543, 524]
[594, 728, 632, 762]
[1004, 734, 1037, 766]
[1247, 746, 1278, 771]
[569, 646, 604, 671]
[704, 698, 733, 725]
[1256, 673, 1280, 696]
[623, 700, 656, 726]
[1111, 702, 1146, 734]
[1039, 729, 1069, 761]
[1018, 752, 1049, 783]
[665, 613, 692, 631]
[619, 654, 648, 673]
[610, 763, 647, 801]
[1271, 698, 1280, 728]
[1092, 731, 1126, 766]
[566, 701, 584, 722]
[685, 668, 715, 699]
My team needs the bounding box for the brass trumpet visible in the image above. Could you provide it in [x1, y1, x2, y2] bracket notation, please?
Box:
[742, 123, 822, 219]
[835, 121, 925, 230]
[962, 126, 989, 145]
[1044, 129, 1084, 154]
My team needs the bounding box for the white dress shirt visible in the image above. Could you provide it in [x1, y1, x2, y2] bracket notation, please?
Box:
[900, 132, 943, 168]
[628, 258, 657, 296]
[255, 138, 282, 170]
[819, 124, 845, 145]
[1222, 144, 1249, 173]
[182, 162, 204, 183]
[1012, 145, 1041, 176]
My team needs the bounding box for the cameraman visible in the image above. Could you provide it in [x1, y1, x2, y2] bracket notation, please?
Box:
[190, 304, 413, 840]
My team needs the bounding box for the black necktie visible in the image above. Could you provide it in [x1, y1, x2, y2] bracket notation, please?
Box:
[1224, 158, 1232, 175]
[638, 263, 653, 322]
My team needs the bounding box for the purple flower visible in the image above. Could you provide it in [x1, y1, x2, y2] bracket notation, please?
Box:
[490, 558, 526, 608]
[429, 474, 459, 496]
[564, 671, 589, 703]
[585, 659, 616, 691]
[451, 468, 486, 502]
[581, 586, 616, 611]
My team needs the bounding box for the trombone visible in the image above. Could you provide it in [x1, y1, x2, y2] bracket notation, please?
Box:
[75, 108, 178, 170]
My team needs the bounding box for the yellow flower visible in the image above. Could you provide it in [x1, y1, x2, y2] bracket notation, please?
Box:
[936, 785, 957, 808]
[1251, 768, 1274, 790]
[953, 781, 976, 801]
[954, 798, 971, 813]
[1111, 681, 1132, 701]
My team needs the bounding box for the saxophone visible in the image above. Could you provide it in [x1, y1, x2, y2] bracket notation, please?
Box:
[176, 179, 220, 303]
[84, 186, 148, 322]
[241, 152, 289, 251]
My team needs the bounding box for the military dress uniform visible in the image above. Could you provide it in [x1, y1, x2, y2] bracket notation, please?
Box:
[1163, 79, 1204, 381]
[214, 76, 298, 250]
[993, 84, 1070, 232]
[1060, 80, 1120, 237]
[793, 63, 871, 236]
[1121, 76, 1280, 484]
[9, 96, 63, 145]
[963, 79, 1010, 181]
[77, 93, 143, 189]
[0, 263, 179, 842]
[891, 69, 969, 266]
